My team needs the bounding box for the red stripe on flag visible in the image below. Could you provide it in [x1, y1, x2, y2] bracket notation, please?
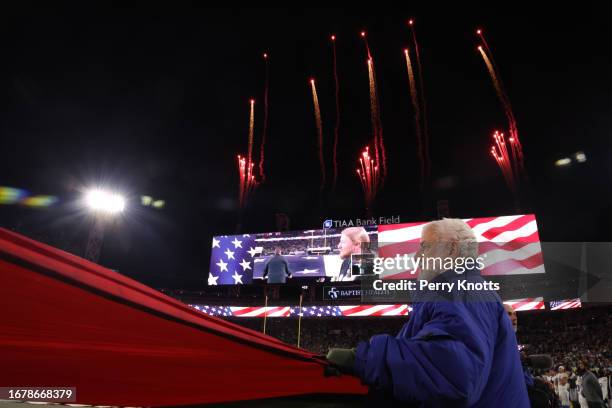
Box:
[507, 299, 545, 311]
[465, 217, 498, 228]
[232, 307, 284, 317]
[368, 304, 405, 316]
[481, 215, 535, 241]
[481, 252, 544, 276]
[478, 232, 541, 254]
[231, 307, 260, 316]
[340, 305, 376, 315]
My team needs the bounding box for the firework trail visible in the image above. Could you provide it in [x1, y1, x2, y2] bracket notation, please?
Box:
[238, 99, 258, 209]
[248, 99, 255, 165]
[478, 47, 505, 106]
[237, 155, 257, 209]
[360, 31, 372, 60]
[356, 146, 380, 211]
[361, 32, 378, 158]
[476, 28, 509, 105]
[310, 79, 326, 190]
[476, 29, 499, 73]
[476, 31, 525, 173]
[258, 53, 270, 182]
[477, 45, 522, 176]
[489, 130, 517, 193]
[330, 35, 340, 191]
[361, 31, 387, 183]
[366, 58, 380, 170]
[408, 19, 430, 179]
[404, 48, 425, 188]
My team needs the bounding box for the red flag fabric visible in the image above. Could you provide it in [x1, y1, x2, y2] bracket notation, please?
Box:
[0, 228, 366, 406]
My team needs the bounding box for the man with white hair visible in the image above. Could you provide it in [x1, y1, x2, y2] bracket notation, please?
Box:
[326, 218, 529, 406]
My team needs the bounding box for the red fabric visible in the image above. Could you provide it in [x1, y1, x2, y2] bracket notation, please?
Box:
[0, 228, 366, 406]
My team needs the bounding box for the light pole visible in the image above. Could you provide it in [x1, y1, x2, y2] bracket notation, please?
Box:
[83, 189, 125, 263]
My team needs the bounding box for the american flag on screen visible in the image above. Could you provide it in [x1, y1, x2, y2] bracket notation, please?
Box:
[338, 304, 410, 316]
[378, 214, 544, 279]
[549, 299, 582, 310]
[192, 305, 233, 316]
[291, 306, 344, 317]
[290, 305, 408, 317]
[208, 234, 257, 285]
[190, 304, 410, 317]
[503, 297, 546, 311]
[232, 306, 292, 317]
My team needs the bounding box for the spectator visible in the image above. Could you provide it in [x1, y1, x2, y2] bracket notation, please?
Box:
[558, 375, 571, 408]
[579, 360, 606, 408]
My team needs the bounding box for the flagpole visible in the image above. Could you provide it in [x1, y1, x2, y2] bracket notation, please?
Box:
[297, 293, 303, 348]
[263, 294, 268, 335]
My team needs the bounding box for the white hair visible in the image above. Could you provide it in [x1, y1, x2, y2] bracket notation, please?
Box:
[424, 218, 478, 259]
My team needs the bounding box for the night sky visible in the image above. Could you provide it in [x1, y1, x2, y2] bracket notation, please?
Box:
[1, 5, 610, 288]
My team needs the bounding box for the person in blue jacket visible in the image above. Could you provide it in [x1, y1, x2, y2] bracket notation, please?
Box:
[327, 218, 530, 407]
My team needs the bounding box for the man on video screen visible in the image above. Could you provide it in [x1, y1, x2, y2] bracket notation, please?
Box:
[262, 247, 292, 284]
[335, 227, 370, 282]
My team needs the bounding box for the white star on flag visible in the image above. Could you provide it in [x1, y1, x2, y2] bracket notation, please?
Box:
[208, 274, 218, 285]
[247, 247, 259, 257]
[224, 248, 235, 260]
[232, 271, 243, 284]
[212, 237, 220, 248]
[216, 259, 228, 272]
[239, 259, 251, 271]
[231, 237, 243, 248]
[297, 268, 319, 274]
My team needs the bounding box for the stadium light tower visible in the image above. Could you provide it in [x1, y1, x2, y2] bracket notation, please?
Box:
[84, 189, 125, 263]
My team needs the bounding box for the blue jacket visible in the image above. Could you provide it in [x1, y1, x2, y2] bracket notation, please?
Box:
[354, 269, 530, 407]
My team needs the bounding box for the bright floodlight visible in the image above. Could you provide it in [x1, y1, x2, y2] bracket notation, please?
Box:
[555, 157, 572, 167]
[152, 199, 165, 209]
[141, 195, 153, 206]
[575, 151, 587, 163]
[86, 190, 125, 213]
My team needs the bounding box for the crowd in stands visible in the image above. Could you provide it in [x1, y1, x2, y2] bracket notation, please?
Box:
[519, 307, 611, 376]
[518, 307, 611, 407]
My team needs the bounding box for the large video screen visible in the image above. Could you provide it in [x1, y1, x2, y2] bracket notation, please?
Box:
[208, 214, 543, 285]
[208, 225, 378, 285]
